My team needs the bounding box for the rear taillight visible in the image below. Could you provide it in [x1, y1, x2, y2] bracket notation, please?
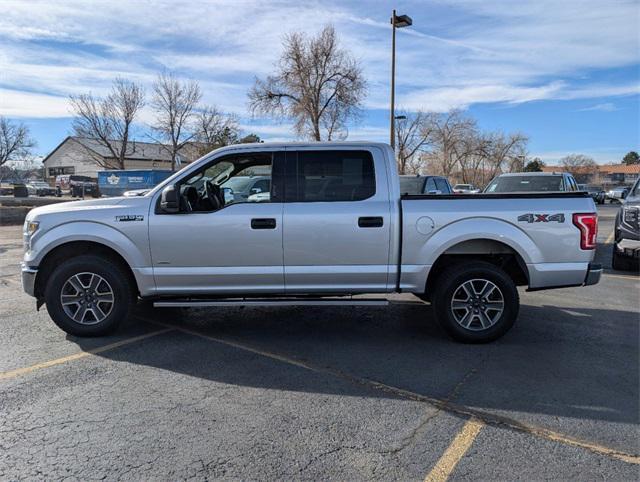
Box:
[572, 213, 598, 250]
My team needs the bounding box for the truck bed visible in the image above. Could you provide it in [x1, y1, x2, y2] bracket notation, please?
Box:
[397, 191, 597, 292]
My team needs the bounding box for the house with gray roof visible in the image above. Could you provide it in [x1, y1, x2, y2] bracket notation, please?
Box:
[42, 137, 201, 180]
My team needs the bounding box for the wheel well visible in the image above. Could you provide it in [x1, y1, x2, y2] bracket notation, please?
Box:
[423, 239, 529, 301]
[34, 241, 139, 299]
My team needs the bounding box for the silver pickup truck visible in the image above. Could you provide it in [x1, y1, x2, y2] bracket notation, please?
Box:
[22, 142, 601, 343]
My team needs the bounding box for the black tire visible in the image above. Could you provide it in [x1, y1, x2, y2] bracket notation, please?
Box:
[44, 255, 134, 336]
[612, 245, 636, 271]
[431, 261, 519, 343]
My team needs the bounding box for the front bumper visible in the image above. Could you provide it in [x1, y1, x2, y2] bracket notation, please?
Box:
[584, 263, 602, 286]
[21, 263, 37, 297]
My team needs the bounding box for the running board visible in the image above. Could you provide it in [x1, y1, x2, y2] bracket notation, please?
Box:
[153, 297, 389, 308]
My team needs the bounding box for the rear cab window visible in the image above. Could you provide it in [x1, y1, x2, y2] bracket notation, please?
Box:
[286, 150, 376, 202]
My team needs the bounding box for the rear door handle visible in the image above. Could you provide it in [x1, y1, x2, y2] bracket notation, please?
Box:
[251, 218, 277, 229]
[358, 216, 384, 228]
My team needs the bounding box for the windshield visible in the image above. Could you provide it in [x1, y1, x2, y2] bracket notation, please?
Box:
[485, 175, 563, 192]
[631, 179, 640, 196]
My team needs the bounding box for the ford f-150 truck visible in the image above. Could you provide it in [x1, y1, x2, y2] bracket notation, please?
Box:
[22, 142, 601, 343]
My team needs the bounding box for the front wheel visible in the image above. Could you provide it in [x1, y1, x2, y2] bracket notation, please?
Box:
[44, 255, 134, 336]
[431, 262, 519, 343]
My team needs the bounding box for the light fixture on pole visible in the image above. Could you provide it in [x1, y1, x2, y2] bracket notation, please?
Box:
[390, 9, 412, 150]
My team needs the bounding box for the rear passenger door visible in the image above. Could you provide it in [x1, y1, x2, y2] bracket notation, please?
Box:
[282, 148, 392, 293]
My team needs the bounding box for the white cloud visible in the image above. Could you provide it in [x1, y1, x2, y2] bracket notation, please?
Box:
[0, 89, 70, 118]
[577, 103, 618, 112]
[0, 0, 637, 120]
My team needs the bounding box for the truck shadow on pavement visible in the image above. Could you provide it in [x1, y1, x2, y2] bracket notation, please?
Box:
[71, 300, 639, 434]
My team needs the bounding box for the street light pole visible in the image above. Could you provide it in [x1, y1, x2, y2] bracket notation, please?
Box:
[389, 10, 412, 151]
[390, 9, 397, 150]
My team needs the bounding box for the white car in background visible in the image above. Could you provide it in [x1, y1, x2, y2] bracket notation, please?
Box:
[452, 183, 480, 194]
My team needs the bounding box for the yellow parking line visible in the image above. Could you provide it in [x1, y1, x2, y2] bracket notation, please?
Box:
[424, 418, 484, 482]
[0, 328, 172, 381]
[141, 318, 640, 466]
[603, 273, 639, 281]
[604, 231, 615, 244]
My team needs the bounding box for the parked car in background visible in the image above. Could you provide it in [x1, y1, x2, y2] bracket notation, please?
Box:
[0, 182, 15, 195]
[26, 181, 57, 197]
[612, 178, 640, 271]
[578, 184, 605, 204]
[55, 175, 100, 198]
[221, 175, 271, 203]
[399, 175, 453, 195]
[12, 183, 28, 197]
[452, 183, 480, 194]
[484, 172, 579, 193]
[606, 186, 630, 203]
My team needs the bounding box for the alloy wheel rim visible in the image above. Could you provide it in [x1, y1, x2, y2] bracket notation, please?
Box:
[60, 272, 114, 325]
[450, 278, 504, 331]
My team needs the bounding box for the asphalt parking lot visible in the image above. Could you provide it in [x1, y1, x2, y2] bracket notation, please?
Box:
[1, 204, 638, 480]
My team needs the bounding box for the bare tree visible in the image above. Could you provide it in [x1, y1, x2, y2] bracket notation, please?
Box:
[413, 110, 528, 188]
[482, 132, 528, 182]
[0, 117, 35, 167]
[70, 78, 144, 169]
[194, 105, 240, 156]
[428, 110, 479, 178]
[248, 25, 366, 141]
[560, 154, 598, 183]
[395, 111, 437, 174]
[151, 72, 202, 170]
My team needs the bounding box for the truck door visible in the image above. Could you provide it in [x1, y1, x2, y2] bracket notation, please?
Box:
[282, 148, 392, 293]
[148, 150, 285, 295]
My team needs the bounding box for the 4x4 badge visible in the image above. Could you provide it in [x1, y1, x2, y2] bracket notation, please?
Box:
[517, 213, 565, 223]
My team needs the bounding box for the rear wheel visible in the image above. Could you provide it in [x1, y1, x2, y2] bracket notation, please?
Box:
[44, 255, 134, 336]
[432, 262, 519, 343]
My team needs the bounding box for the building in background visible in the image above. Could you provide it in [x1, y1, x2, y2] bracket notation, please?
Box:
[42, 137, 201, 180]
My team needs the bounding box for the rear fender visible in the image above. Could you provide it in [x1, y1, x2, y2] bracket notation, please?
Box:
[401, 217, 540, 291]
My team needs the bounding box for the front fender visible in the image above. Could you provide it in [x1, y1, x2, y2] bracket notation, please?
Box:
[26, 221, 150, 268]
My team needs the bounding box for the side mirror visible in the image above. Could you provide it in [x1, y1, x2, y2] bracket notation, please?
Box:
[250, 187, 262, 194]
[222, 187, 234, 204]
[427, 189, 442, 195]
[160, 184, 180, 213]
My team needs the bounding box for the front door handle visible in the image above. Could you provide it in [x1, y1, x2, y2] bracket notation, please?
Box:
[358, 216, 383, 228]
[251, 218, 277, 229]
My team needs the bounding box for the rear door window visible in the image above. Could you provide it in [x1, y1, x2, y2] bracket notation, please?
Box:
[288, 151, 376, 202]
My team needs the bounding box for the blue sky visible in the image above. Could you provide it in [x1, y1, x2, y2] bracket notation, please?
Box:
[0, 0, 638, 164]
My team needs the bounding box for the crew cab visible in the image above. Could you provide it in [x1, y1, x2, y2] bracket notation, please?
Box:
[22, 142, 601, 343]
